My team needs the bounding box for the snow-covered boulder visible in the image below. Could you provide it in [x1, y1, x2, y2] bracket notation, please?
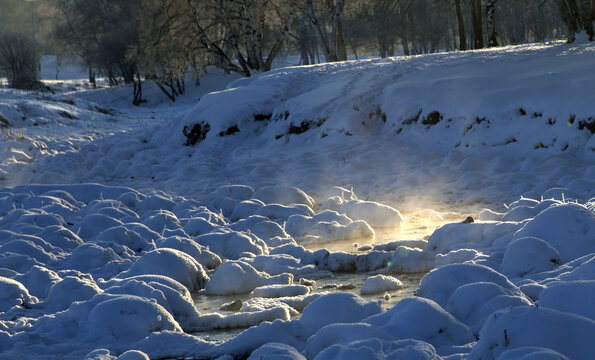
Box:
[253, 185, 315, 208]
[248, 343, 306, 360]
[255, 203, 315, 224]
[195, 230, 267, 259]
[119, 249, 209, 291]
[501, 237, 562, 277]
[305, 323, 391, 359]
[538, 280, 595, 321]
[300, 293, 382, 331]
[469, 306, 595, 360]
[416, 263, 523, 308]
[85, 295, 182, 343]
[203, 260, 292, 295]
[445, 281, 532, 334]
[45, 276, 102, 311]
[0, 277, 38, 311]
[495, 347, 569, 360]
[364, 297, 475, 347]
[156, 236, 221, 269]
[285, 212, 374, 243]
[511, 203, 595, 262]
[340, 200, 404, 228]
[360, 274, 405, 295]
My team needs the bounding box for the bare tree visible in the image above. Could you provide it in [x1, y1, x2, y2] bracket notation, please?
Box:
[295, 0, 347, 62]
[0, 34, 38, 89]
[454, 0, 467, 50]
[486, 0, 499, 47]
[558, 0, 594, 41]
[470, 0, 484, 48]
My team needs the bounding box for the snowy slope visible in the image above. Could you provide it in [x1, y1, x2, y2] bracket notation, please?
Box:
[0, 42, 594, 359]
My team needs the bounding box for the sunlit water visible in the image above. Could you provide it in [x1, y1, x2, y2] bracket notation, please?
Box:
[192, 211, 458, 342]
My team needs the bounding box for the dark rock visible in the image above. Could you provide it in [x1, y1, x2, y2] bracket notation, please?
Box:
[183, 121, 210, 146]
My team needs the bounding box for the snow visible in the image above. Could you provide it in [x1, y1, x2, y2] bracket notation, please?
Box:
[0, 43, 594, 358]
[360, 274, 405, 295]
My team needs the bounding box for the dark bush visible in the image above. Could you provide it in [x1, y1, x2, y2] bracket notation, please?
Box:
[0, 34, 37, 90]
[183, 122, 211, 146]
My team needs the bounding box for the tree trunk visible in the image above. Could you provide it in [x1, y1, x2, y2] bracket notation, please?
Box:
[470, 0, 484, 49]
[336, 15, 347, 61]
[581, 0, 595, 39]
[305, 0, 336, 62]
[264, 22, 290, 71]
[455, 0, 467, 51]
[486, 1, 499, 47]
[559, 0, 581, 42]
[132, 73, 145, 106]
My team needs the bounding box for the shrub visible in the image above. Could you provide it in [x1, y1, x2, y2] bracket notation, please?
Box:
[0, 34, 37, 89]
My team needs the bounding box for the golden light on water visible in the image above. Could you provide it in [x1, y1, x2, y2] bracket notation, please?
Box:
[303, 207, 465, 253]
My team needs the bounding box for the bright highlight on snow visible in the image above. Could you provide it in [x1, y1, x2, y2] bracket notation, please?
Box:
[0, 40, 594, 360]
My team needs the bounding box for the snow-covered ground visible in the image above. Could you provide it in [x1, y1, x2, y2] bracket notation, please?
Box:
[0, 40, 594, 359]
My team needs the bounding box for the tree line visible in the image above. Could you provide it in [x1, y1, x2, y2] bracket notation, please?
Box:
[1, 0, 593, 102]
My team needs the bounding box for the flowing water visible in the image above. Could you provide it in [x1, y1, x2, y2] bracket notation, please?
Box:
[192, 210, 457, 342]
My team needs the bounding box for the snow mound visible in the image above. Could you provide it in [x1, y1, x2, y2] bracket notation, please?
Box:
[360, 274, 405, 295]
[364, 297, 475, 347]
[511, 203, 595, 262]
[417, 263, 523, 308]
[0, 277, 38, 311]
[86, 295, 182, 343]
[248, 342, 306, 360]
[340, 200, 404, 228]
[253, 185, 315, 208]
[300, 293, 382, 331]
[119, 248, 209, 291]
[538, 280, 595, 321]
[203, 260, 292, 295]
[469, 306, 595, 360]
[501, 237, 562, 277]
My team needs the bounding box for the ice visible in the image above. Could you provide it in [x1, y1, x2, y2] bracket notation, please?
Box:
[251, 284, 311, 298]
